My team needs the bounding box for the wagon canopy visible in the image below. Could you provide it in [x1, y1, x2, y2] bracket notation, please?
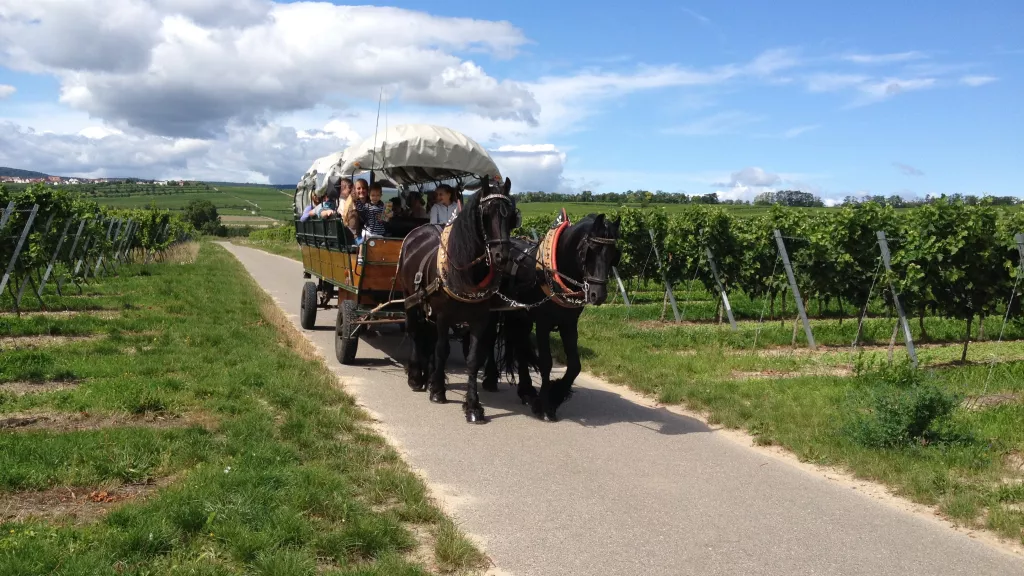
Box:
[294, 151, 345, 215]
[338, 124, 501, 187]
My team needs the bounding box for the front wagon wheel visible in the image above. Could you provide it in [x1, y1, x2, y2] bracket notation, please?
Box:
[336, 300, 359, 365]
[300, 281, 318, 330]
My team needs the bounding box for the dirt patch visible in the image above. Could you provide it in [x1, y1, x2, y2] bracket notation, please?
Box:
[0, 334, 101, 350]
[1006, 452, 1024, 472]
[730, 366, 853, 380]
[0, 410, 217, 433]
[0, 477, 174, 525]
[962, 393, 1022, 411]
[0, 381, 80, 396]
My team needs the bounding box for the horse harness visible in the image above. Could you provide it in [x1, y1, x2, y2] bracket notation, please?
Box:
[536, 209, 617, 308]
[404, 193, 513, 309]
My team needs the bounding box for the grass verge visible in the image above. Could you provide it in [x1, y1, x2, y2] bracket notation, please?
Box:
[0, 242, 487, 575]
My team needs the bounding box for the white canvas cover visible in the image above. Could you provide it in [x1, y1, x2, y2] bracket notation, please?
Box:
[338, 124, 501, 186]
[294, 151, 345, 214]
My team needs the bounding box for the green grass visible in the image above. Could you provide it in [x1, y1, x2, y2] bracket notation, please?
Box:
[90, 185, 295, 221]
[0, 243, 486, 574]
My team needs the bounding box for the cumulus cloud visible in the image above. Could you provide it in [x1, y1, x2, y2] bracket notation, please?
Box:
[717, 167, 782, 188]
[0, 85, 15, 99]
[0, 120, 355, 184]
[893, 162, 924, 177]
[490, 144, 567, 193]
[0, 2, 534, 137]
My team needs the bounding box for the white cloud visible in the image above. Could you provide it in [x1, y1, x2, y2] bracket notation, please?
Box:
[960, 75, 997, 87]
[663, 111, 762, 136]
[0, 2, 533, 137]
[721, 167, 781, 188]
[490, 144, 567, 193]
[841, 51, 927, 65]
[806, 73, 937, 105]
[0, 85, 15, 99]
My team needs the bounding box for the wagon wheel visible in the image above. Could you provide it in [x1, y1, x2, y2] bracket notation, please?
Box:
[335, 300, 360, 365]
[299, 281, 318, 330]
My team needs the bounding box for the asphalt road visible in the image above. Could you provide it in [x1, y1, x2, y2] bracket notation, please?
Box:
[220, 242, 1024, 576]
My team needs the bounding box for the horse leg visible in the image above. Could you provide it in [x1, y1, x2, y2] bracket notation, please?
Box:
[531, 320, 557, 421]
[429, 316, 450, 404]
[462, 316, 487, 423]
[513, 314, 538, 405]
[550, 321, 581, 415]
[480, 315, 499, 392]
[405, 307, 427, 392]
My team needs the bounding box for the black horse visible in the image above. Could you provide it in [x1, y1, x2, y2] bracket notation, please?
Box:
[485, 212, 621, 421]
[398, 177, 516, 424]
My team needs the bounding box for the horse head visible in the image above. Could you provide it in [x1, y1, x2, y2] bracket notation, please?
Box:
[476, 176, 515, 268]
[580, 213, 621, 305]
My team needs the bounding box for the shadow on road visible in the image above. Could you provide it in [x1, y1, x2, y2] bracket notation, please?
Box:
[351, 330, 709, 437]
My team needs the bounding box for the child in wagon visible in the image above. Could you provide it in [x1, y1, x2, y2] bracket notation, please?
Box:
[355, 182, 391, 241]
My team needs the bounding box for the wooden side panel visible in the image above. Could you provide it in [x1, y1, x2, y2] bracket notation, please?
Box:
[351, 238, 404, 292]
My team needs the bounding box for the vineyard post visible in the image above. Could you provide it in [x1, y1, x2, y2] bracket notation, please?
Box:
[0, 205, 40, 303]
[146, 222, 169, 264]
[1016, 233, 1024, 266]
[648, 228, 680, 322]
[773, 229, 815, 350]
[57, 219, 88, 295]
[705, 247, 737, 331]
[122, 221, 139, 262]
[106, 218, 125, 274]
[71, 235, 94, 283]
[0, 200, 15, 231]
[530, 228, 539, 241]
[876, 231, 917, 368]
[93, 219, 117, 277]
[113, 220, 134, 264]
[38, 217, 76, 297]
[612, 266, 631, 308]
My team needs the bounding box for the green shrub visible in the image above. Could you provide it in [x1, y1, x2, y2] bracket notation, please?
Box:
[846, 366, 967, 448]
[250, 226, 295, 242]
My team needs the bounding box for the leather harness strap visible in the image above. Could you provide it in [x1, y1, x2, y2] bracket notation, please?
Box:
[536, 208, 586, 309]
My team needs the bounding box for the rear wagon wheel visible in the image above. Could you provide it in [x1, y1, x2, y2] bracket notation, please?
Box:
[300, 281, 318, 329]
[336, 300, 359, 364]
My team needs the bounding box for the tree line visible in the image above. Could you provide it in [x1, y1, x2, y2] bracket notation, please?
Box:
[514, 190, 1021, 209]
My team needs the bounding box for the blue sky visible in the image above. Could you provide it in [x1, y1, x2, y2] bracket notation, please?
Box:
[0, 0, 1020, 201]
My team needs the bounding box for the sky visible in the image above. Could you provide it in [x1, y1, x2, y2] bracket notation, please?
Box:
[0, 0, 1020, 203]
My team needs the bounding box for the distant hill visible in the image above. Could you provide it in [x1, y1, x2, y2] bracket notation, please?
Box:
[0, 167, 50, 178]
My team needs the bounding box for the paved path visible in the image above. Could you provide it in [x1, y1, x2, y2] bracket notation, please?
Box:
[220, 243, 1024, 576]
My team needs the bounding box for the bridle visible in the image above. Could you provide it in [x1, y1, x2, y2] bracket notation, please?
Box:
[576, 233, 618, 287]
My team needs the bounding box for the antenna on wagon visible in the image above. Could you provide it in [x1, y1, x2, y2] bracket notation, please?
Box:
[368, 87, 384, 187]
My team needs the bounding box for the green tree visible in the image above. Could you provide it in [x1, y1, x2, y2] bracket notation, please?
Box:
[184, 199, 221, 235]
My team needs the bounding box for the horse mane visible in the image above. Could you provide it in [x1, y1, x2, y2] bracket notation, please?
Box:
[444, 188, 486, 267]
[555, 214, 596, 280]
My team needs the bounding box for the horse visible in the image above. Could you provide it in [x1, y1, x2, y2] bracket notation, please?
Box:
[397, 176, 516, 424]
[485, 211, 621, 422]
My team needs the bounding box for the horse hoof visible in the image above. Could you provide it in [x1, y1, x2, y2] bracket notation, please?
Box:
[542, 411, 559, 423]
[464, 408, 486, 424]
[408, 380, 427, 392]
[429, 391, 447, 404]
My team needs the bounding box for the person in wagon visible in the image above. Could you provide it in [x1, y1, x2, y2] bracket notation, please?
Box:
[300, 191, 321, 221]
[315, 187, 340, 219]
[429, 184, 459, 226]
[355, 182, 390, 239]
[343, 178, 369, 235]
[407, 192, 428, 219]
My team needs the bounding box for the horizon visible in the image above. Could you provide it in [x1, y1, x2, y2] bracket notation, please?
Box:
[1, 1, 1020, 203]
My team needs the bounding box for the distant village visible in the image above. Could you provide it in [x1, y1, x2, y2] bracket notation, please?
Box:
[0, 175, 196, 186]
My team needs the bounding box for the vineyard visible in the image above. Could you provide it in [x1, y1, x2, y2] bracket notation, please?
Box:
[514, 199, 1024, 357]
[0, 183, 194, 312]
